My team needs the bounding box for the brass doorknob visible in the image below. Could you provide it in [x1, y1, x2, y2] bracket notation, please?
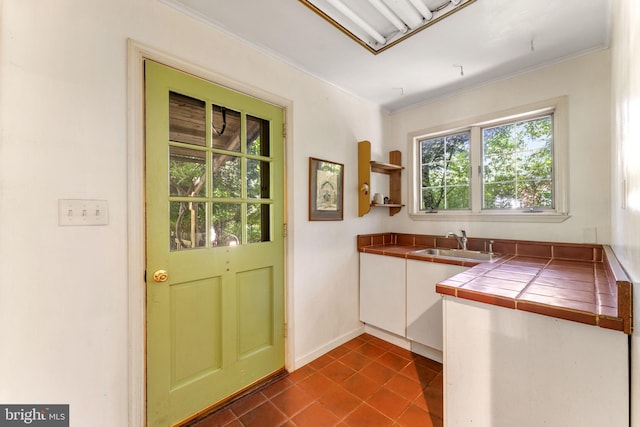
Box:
[153, 270, 168, 282]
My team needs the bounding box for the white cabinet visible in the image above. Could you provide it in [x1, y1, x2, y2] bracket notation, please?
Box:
[406, 260, 467, 351]
[360, 253, 468, 349]
[359, 252, 406, 336]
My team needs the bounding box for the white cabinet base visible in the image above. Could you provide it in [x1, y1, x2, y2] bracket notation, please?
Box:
[360, 253, 405, 337]
[364, 324, 443, 363]
[407, 260, 466, 352]
[360, 254, 469, 363]
[443, 297, 628, 427]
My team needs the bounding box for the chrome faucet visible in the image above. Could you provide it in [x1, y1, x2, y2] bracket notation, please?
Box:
[446, 230, 468, 250]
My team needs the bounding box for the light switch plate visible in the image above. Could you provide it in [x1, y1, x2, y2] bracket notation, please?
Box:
[58, 199, 109, 226]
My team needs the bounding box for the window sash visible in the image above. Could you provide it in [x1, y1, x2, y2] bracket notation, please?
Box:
[408, 97, 569, 222]
[480, 114, 554, 211]
[418, 131, 471, 211]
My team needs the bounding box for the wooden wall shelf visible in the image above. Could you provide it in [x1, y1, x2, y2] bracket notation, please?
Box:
[358, 140, 405, 217]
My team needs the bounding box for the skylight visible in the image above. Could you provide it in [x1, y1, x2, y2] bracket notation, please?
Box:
[299, 0, 477, 54]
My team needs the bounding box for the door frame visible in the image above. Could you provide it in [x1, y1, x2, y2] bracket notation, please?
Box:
[126, 39, 293, 427]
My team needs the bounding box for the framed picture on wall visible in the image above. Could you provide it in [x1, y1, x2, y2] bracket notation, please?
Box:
[309, 157, 344, 221]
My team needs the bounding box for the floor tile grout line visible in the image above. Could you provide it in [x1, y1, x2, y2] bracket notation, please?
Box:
[194, 334, 444, 427]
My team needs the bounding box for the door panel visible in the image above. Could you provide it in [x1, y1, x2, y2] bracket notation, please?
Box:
[170, 277, 222, 387]
[145, 60, 285, 426]
[237, 267, 274, 357]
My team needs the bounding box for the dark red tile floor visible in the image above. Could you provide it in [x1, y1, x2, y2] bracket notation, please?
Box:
[188, 333, 443, 427]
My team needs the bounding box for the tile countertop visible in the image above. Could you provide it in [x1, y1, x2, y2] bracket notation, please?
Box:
[358, 233, 633, 334]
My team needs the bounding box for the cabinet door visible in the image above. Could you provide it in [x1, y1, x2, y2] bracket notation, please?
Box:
[360, 253, 406, 336]
[406, 260, 467, 350]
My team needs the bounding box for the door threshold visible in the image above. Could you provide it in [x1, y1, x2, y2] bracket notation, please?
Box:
[176, 368, 288, 426]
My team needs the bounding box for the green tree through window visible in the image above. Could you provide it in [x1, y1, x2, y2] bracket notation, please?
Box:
[419, 131, 470, 210]
[416, 113, 555, 214]
[482, 116, 553, 209]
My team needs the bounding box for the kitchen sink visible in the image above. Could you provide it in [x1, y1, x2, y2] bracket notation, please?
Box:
[411, 247, 494, 261]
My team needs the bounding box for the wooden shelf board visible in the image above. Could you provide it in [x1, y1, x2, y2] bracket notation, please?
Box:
[371, 161, 403, 173]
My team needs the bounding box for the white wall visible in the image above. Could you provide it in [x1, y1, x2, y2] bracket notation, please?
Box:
[0, 0, 384, 425]
[610, 1, 640, 426]
[383, 50, 612, 244]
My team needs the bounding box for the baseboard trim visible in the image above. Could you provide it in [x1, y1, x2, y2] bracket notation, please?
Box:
[410, 341, 443, 364]
[292, 324, 443, 371]
[294, 326, 365, 369]
[364, 324, 443, 363]
[363, 325, 410, 349]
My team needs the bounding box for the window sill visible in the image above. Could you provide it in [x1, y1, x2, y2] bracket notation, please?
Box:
[409, 211, 571, 223]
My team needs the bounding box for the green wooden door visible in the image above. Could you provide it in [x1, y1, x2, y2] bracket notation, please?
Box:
[145, 60, 285, 426]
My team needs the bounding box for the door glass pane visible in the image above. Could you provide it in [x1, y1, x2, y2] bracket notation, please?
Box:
[212, 154, 241, 198]
[247, 159, 270, 199]
[169, 147, 206, 197]
[170, 201, 206, 251]
[169, 92, 206, 146]
[246, 115, 270, 156]
[212, 105, 241, 152]
[247, 203, 270, 243]
[211, 203, 242, 246]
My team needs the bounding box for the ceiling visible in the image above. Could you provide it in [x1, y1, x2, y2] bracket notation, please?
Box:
[161, 0, 611, 112]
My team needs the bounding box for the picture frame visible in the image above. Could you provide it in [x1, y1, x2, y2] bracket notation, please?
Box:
[309, 157, 344, 221]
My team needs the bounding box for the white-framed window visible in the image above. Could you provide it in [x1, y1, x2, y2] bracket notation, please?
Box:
[408, 97, 569, 222]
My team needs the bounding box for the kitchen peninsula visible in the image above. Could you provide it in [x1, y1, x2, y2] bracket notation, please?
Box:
[358, 232, 632, 427]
